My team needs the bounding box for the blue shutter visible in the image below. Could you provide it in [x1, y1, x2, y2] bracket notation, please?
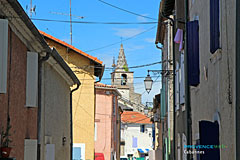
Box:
[187, 20, 200, 86]
[210, 0, 220, 53]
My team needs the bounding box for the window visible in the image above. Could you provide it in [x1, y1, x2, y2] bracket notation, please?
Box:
[132, 137, 138, 148]
[121, 74, 127, 85]
[26, 52, 38, 107]
[0, 19, 8, 93]
[45, 144, 55, 160]
[140, 124, 145, 133]
[73, 143, 85, 160]
[94, 123, 97, 141]
[210, 0, 220, 53]
[187, 20, 200, 86]
[179, 53, 185, 105]
[175, 62, 180, 111]
[24, 139, 37, 160]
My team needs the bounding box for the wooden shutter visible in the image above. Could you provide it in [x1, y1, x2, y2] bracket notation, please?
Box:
[24, 139, 37, 160]
[187, 20, 200, 86]
[161, 83, 166, 120]
[45, 144, 55, 160]
[175, 63, 180, 110]
[180, 53, 185, 104]
[0, 19, 8, 93]
[210, 0, 220, 53]
[26, 52, 38, 107]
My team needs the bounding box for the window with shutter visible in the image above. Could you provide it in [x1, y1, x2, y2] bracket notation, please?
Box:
[210, 0, 220, 53]
[24, 139, 37, 160]
[160, 83, 166, 120]
[26, 52, 38, 107]
[187, 20, 200, 86]
[175, 63, 180, 111]
[179, 53, 185, 104]
[0, 19, 8, 93]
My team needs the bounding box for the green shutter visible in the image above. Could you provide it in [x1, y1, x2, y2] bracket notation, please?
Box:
[161, 83, 166, 120]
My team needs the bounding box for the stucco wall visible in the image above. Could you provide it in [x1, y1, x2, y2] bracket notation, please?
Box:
[0, 28, 38, 160]
[121, 123, 152, 157]
[95, 89, 113, 160]
[188, 0, 236, 159]
[45, 39, 95, 160]
[40, 62, 71, 160]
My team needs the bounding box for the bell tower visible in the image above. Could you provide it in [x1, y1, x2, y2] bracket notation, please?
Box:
[111, 44, 134, 100]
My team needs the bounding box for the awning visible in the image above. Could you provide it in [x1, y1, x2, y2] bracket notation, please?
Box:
[137, 149, 150, 153]
[137, 149, 144, 153]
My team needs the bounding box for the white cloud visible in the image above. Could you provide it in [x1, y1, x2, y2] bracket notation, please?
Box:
[144, 38, 155, 43]
[126, 45, 145, 52]
[136, 14, 149, 22]
[113, 28, 144, 38]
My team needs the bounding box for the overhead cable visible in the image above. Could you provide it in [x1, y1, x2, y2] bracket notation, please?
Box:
[98, 0, 157, 20]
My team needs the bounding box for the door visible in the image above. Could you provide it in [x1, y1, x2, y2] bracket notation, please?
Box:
[199, 120, 220, 160]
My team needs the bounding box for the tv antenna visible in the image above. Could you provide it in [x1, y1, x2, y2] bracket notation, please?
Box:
[50, 0, 84, 45]
[26, 0, 36, 17]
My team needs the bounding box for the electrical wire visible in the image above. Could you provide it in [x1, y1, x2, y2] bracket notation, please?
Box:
[3, 15, 157, 24]
[98, 0, 157, 20]
[30, 18, 157, 24]
[84, 26, 156, 53]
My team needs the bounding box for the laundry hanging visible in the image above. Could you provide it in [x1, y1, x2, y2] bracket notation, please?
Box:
[174, 29, 184, 51]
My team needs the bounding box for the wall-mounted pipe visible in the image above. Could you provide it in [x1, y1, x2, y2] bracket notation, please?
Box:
[70, 83, 80, 160]
[37, 52, 50, 160]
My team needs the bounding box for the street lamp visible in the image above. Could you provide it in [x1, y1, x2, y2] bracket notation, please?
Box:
[144, 72, 153, 94]
[144, 70, 173, 94]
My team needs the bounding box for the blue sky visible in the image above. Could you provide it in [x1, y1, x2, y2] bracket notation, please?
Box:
[19, 0, 162, 104]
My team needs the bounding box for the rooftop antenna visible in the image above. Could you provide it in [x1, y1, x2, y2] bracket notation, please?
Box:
[50, 1, 84, 45]
[26, 0, 36, 17]
[70, 0, 72, 45]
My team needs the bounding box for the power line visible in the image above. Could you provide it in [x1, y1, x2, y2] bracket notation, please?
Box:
[98, 0, 157, 20]
[72, 61, 161, 70]
[3, 16, 157, 24]
[84, 26, 156, 53]
[30, 18, 157, 24]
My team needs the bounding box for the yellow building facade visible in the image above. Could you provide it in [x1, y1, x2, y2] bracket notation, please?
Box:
[40, 31, 104, 160]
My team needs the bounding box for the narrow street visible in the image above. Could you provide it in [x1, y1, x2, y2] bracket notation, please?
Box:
[0, 0, 239, 160]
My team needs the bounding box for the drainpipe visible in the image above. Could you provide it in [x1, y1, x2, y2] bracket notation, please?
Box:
[236, 0, 240, 159]
[38, 52, 50, 160]
[70, 83, 80, 160]
[161, 13, 176, 160]
[184, 0, 192, 160]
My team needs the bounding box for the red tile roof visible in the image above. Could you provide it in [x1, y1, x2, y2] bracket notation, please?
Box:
[95, 82, 116, 88]
[121, 111, 151, 124]
[39, 30, 103, 64]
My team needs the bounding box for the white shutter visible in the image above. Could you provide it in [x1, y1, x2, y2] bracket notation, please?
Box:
[45, 144, 55, 160]
[0, 19, 8, 93]
[182, 134, 187, 160]
[180, 53, 185, 104]
[26, 52, 38, 107]
[24, 139, 37, 160]
[175, 63, 179, 110]
[94, 122, 97, 141]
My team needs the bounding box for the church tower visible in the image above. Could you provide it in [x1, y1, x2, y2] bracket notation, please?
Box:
[111, 44, 134, 102]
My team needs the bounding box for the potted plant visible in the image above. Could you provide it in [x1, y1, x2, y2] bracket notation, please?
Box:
[1, 124, 13, 158]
